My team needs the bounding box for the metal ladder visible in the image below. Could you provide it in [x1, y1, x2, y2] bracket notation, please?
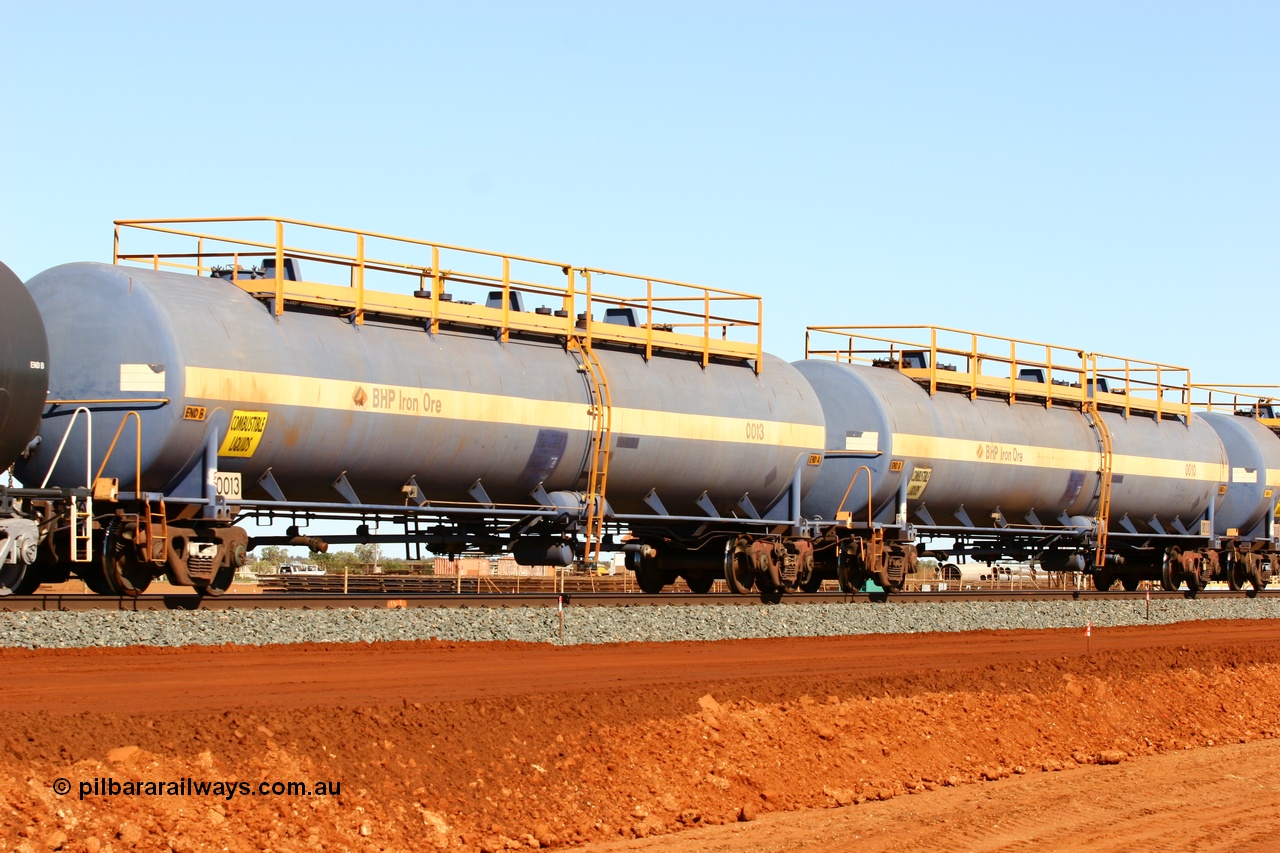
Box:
[570, 336, 612, 569]
[143, 500, 168, 565]
[1086, 378, 1114, 567]
[70, 495, 93, 562]
[39, 406, 96, 563]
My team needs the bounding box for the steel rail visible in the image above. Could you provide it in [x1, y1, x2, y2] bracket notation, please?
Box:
[0, 588, 1275, 612]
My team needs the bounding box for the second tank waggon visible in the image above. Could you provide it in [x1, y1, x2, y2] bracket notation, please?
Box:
[797, 327, 1279, 593]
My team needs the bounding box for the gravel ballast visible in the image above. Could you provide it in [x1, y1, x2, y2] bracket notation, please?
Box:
[2, 598, 1280, 648]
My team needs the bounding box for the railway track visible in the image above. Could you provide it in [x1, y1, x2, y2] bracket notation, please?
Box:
[1, 588, 1275, 612]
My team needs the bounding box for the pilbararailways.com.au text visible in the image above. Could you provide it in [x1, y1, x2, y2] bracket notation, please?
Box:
[54, 777, 341, 801]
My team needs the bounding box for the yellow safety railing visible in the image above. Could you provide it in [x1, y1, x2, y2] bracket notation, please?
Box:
[1192, 384, 1280, 431]
[112, 217, 764, 371]
[805, 325, 1192, 420]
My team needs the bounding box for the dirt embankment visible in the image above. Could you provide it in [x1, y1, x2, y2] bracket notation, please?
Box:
[2, 622, 1279, 852]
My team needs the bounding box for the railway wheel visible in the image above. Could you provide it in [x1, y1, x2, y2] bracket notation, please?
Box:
[79, 526, 122, 595]
[626, 547, 666, 594]
[79, 562, 118, 595]
[1161, 547, 1181, 591]
[1184, 559, 1202, 594]
[836, 543, 862, 594]
[11, 571, 42, 595]
[1227, 558, 1246, 591]
[799, 562, 823, 592]
[9, 559, 67, 595]
[1121, 577, 1140, 592]
[198, 564, 237, 598]
[0, 563, 28, 596]
[103, 519, 153, 597]
[1091, 572, 1115, 591]
[724, 540, 755, 595]
[835, 558, 856, 593]
[1248, 555, 1268, 591]
[684, 573, 714, 594]
[635, 560, 664, 594]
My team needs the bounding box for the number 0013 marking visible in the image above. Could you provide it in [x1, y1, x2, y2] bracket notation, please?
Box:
[213, 472, 242, 500]
[745, 422, 766, 440]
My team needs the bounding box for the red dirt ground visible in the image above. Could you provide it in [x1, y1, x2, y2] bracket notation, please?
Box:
[2, 619, 1280, 851]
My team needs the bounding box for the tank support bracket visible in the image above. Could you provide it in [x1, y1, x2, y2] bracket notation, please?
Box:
[404, 476, 428, 507]
[332, 472, 361, 505]
[530, 483, 554, 508]
[642, 489, 669, 516]
[257, 468, 287, 502]
[468, 479, 495, 509]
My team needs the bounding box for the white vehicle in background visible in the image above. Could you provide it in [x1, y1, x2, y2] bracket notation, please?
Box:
[930, 561, 1039, 588]
[276, 564, 325, 576]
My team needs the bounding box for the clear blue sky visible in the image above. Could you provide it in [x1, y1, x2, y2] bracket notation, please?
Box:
[4, 1, 1277, 382]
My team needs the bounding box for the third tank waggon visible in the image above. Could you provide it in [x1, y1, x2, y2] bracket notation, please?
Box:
[797, 327, 1279, 592]
[1195, 396, 1280, 588]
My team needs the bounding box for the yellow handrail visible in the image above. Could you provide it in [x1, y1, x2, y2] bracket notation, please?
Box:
[112, 217, 765, 370]
[835, 465, 875, 529]
[806, 325, 1192, 420]
[1191, 384, 1280, 415]
[1085, 357, 1114, 567]
[570, 327, 612, 568]
[95, 411, 144, 493]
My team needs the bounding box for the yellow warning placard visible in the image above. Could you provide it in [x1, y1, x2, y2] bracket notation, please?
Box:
[905, 466, 932, 500]
[219, 410, 269, 457]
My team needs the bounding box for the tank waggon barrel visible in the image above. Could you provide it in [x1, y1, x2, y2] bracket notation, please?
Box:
[0, 262, 50, 471]
[0, 261, 51, 594]
[14, 217, 826, 596]
[1192, 385, 1280, 589]
[796, 326, 1280, 594]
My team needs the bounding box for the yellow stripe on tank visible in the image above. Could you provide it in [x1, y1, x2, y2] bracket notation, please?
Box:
[891, 434, 1229, 483]
[183, 366, 825, 449]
